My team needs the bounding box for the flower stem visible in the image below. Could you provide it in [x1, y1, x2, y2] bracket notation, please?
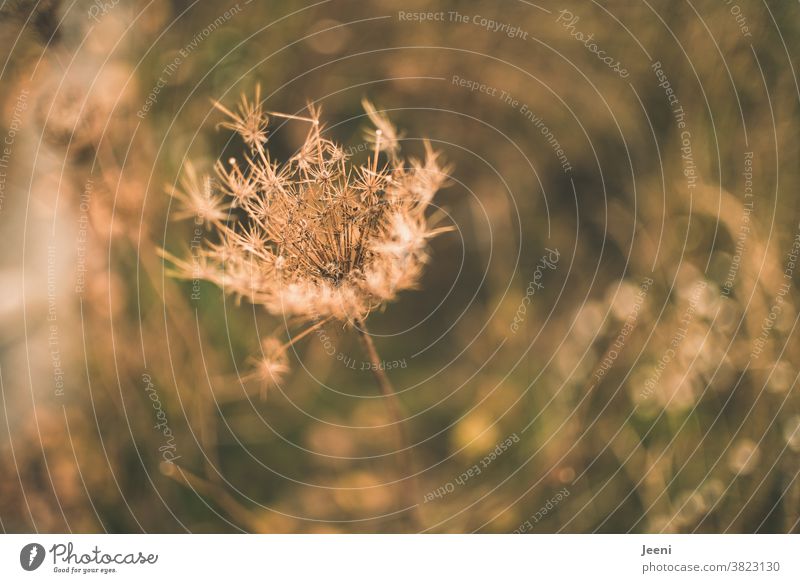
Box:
[278, 316, 332, 352]
[354, 318, 422, 531]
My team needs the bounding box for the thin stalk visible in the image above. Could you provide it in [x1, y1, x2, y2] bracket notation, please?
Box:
[278, 316, 332, 352]
[162, 463, 266, 532]
[354, 318, 422, 531]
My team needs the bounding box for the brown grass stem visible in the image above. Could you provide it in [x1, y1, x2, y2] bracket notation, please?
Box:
[354, 318, 422, 531]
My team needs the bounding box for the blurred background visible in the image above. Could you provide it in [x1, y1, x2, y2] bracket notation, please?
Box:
[0, 0, 799, 533]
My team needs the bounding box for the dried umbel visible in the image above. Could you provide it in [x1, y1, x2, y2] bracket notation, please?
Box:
[162, 88, 451, 387]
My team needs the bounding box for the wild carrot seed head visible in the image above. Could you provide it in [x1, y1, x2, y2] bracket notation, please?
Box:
[166, 89, 451, 326]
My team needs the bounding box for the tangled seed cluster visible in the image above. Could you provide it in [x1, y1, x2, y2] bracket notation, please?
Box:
[165, 88, 451, 325]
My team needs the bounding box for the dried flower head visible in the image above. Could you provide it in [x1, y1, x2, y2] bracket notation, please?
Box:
[213, 84, 270, 148]
[168, 160, 229, 225]
[245, 337, 290, 399]
[165, 89, 451, 324]
[161, 89, 451, 395]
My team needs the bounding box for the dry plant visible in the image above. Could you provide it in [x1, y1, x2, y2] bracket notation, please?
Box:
[161, 87, 452, 529]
